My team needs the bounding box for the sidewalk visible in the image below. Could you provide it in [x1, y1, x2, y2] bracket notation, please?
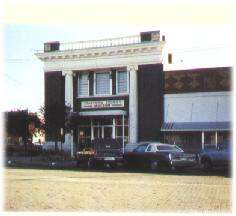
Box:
[5, 156, 77, 169]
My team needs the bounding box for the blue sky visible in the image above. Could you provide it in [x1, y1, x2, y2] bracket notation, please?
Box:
[3, 23, 232, 112]
[3, 24, 149, 112]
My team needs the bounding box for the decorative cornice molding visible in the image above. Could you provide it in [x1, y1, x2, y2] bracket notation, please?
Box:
[38, 41, 165, 72]
[36, 41, 164, 62]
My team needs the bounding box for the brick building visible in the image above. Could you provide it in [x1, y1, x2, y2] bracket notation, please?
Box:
[35, 30, 232, 156]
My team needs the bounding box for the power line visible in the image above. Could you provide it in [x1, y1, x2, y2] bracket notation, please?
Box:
[4, 58, 38, 64]
[4, 74, 23, 86]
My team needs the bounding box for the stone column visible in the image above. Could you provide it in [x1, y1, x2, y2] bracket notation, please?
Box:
[62, 70, 74, 157]
[63, 70, 74, 110]
[215, 131, 218, 148]
[128, 65, 138, 144]
[201, 131, 205, 150]
[112, 118, 116, 139]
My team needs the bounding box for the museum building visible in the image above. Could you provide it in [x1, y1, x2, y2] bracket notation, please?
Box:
[35, 30, 232, 156]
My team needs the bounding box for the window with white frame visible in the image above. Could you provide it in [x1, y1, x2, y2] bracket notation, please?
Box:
[117, 71, 128, 94]
[78, 73, 89, 96]
[115, 116, 129, 143]
[95, 72, 111, 95]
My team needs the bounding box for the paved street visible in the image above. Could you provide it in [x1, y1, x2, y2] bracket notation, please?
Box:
[5, 167, 231, 212]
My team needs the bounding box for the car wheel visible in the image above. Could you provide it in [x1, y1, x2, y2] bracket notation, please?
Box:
[150, 160, 159, 171]
[110, 163, 117, 169]
[87, 159, 94, 169]
[203, 159, 212, 171]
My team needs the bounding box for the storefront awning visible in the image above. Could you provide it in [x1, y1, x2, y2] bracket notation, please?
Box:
[161, 122, 231, 132]
[79, 110, 127, 116]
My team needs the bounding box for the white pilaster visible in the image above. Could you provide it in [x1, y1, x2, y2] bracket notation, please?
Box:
[63, 70, 74, 110]
[128, 64, 138, 144]
[215, 131, 218, 148]
[201, 131, 205, 150]
[91, 120, 94, 140]
[63, 70, 74, 157]
[70, 130, 74, 157]
[112, 118, 116, 139]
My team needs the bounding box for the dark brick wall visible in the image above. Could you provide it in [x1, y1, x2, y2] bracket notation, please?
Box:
[138, 64, 164, 141]
[112, 69, 116, 95]
[44, 71, 65, 141]
[164, 67, 231, 94]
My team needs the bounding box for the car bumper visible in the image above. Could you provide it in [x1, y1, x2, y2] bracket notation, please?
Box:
[171, 159, 198, 168]
[94, 156, 124, 163]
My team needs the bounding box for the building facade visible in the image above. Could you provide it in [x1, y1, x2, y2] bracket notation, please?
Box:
[36, 30, 232, 156]
[162, 67, 231, 153]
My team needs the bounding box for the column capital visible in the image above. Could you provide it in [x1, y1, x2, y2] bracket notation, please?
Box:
[127, 64, 138, 72]
[62, 70, 74, 76]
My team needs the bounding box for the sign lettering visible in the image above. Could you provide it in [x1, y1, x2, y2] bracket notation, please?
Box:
[81, 100, 124, 109]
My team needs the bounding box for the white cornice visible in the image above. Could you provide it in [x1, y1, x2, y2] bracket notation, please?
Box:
[35, 41, 165, 71]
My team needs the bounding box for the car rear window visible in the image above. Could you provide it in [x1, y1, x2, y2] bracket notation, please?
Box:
[156, 145, 182, 151]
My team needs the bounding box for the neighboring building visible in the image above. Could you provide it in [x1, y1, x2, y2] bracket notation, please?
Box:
[162, 67, 231, 152]
[35, 30, 232, 156]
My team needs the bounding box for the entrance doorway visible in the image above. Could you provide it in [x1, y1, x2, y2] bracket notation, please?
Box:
[103, 126, 113, 139]
[78, 126, 91, 150]
[93, 125, 113, 139]
[77, 116, 129, 150]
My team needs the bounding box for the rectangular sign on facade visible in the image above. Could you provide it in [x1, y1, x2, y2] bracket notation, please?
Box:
[81, 100, 124, 109]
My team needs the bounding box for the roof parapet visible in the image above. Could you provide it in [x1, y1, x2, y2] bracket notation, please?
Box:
[42, 30, 164, 52]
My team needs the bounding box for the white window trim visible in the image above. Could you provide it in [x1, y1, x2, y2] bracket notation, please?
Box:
[116, 70, 129, 95]
[78, 72, 89, 98]
[94, 71, 112, 96]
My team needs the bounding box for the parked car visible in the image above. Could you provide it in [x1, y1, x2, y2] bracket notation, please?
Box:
[199, 141, 231, 171]
[124, 142, 198, 171]
[76, 138, 124, 168]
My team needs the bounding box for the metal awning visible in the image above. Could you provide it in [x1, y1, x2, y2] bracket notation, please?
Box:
[161, 122, 231, 132]
[79, 110, 127, 116]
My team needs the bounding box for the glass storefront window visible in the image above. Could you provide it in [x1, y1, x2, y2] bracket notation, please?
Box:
[100, 118, 113, 126]
[115, 116, 128, 126]
[78, 117, 129, 150]
[204, 132, 216, 147]
[218, 131, 231, 144]
[104, 127, 113, 139]
[93, 127, 101, 139]
[164, 132, 202, 152]
[115, 126, 129, 137]
[78, 126, 91, 150]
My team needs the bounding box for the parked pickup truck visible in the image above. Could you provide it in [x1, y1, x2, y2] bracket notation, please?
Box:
[76, 138, 124, 168]
[199, 141, 231, 171]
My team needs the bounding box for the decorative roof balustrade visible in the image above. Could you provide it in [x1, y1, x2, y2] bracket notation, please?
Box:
[60, 35, 141, 51]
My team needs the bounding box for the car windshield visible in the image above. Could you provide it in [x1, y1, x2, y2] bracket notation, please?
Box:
[134, 144, 149, 153]
[156, 145, 182, 152]
[218, 142, 230, 150]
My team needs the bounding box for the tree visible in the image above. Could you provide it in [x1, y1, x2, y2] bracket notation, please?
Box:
[5, 109, 44, 150]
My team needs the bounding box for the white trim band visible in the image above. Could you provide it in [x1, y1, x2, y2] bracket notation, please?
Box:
[79, 110, 127, 116]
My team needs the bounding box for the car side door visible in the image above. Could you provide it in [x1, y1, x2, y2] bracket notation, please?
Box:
[126, 144, 147, 167]
[144, 144, 160, 166]
[135, 145, 148, 167]
[214, 145, 229, 166]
